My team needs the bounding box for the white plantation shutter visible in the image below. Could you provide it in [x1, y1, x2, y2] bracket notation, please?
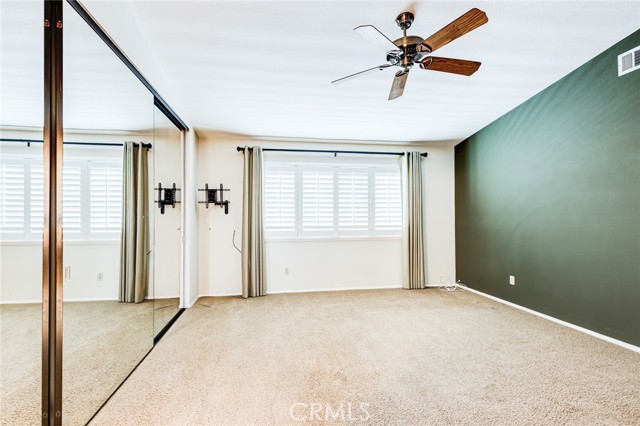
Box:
[263, 160, 402, 239]
[264, 167, 296, 234]
[62, 163, 82, 237]
[302, 168, 334, 233]
[29, 164, 44, 237]
[338, 169, 369, 232]
[89, 162, 122, 237]
[0, 161, 26, 235]
[374, 169, 402, 231]
[0, 154, 123, 242]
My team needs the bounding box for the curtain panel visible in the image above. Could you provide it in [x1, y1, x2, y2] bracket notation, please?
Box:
[119, 142, 149, 303]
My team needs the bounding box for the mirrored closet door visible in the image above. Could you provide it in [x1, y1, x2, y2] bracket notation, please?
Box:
[61, 2, 155, 424]
[0, 1, 44, 423]
[1, 1, 187, 423]
[152, 106, 183, 337]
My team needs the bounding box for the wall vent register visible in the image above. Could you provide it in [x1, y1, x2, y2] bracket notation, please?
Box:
[618, 46, 640, 76]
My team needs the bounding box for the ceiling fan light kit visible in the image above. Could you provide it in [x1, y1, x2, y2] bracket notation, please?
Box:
[332, 8, 488, 100]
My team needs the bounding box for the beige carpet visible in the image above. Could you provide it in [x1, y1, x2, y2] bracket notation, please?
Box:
[1, 298, 179, 426]
[153, 298, 181, 336]
[90, 289, 640, 425]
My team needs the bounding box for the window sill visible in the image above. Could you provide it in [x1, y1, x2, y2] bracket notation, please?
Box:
[265, 236, 402, 243]
[0, 240, 119, 246]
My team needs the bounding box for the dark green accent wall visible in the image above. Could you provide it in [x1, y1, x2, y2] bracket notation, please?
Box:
[455, 30, 640, 346]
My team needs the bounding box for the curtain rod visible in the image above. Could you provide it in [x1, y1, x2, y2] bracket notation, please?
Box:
[0, 138, 152, 149]
[236, 146, 428, 157]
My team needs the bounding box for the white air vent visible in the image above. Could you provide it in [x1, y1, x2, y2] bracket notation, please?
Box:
[618, 46, 640, 76]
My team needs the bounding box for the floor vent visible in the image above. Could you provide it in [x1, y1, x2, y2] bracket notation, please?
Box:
[618, 46, 640, 76]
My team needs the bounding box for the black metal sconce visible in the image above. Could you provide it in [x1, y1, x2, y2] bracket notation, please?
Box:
[198, 183, 230, 214]
[155, 183, 181, 214]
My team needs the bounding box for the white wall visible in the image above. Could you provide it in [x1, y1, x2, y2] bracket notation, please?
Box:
[150, 118, 183, 300]
[0, 242, 121, 303]
[197, 136, 456, 297]
[182, 131, 199, 306]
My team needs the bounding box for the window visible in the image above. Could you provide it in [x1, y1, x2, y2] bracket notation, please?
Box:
[0, 156, 122, 242]
[264, 167, 296, 235]
[264, 161, 402, 239]
[89, 162, 122, 237]
[0, 161, 26, 237]
[337, 169, 369, 233]
[374, 170, 402, 230]
[301, 168, 334, 234]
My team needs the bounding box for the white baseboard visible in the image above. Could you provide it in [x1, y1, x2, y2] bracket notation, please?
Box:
[1, 295, 181, 305]
[63, 297, 119, 303]
[267, 285, 403, 294]
[462, 286, 640, 354]
[199, 284, 449, 299]
[0, 297, 119, 304]
[0, 299, 42, 305]
[198, 293, 242, 298]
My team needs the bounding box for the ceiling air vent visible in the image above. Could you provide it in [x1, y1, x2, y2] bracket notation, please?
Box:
[618, 46, 640, 76]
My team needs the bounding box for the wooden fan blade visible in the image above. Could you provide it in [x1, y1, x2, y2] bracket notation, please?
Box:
[389, 70, 409, 100]
[420, 57, 481, 76]
[421, 8, 488, 52]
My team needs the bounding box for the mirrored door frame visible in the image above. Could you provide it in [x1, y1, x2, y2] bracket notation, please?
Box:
[42, 1, 188, 424]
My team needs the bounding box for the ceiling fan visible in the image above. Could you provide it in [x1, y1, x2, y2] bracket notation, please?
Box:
[332, 8, 488, 100]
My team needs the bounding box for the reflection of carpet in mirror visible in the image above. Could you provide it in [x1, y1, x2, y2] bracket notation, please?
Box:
[153, 298, 180, 336]
[0, 300, 153, 426]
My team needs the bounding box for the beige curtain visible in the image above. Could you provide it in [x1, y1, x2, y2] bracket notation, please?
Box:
[403, 151, 426, 289]
[119, 142, 149, 303]
[242, 146, 266, 298]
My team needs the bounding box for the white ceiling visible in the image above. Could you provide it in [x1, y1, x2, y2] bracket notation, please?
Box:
[121, 1, 640, 143]
[2, 2, 639, 143]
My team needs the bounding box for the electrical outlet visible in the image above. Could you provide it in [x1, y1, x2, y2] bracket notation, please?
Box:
[284, 267, 290, 276]
[509, 275, 516, 285]
[64, 266, 71, 282]
[97, 273, 103, 282]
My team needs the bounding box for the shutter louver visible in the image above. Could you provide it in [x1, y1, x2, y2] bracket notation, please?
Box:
[302, 169, 334, 232]
[62, 164, 82, 236]
[30, 164, 44, 236]
[89, 162, 122, 236]
[264, 168, 296, 233]
[375, 169, 402, 231]
[338, 169, 369, 232]
[0, 162, 26, 235]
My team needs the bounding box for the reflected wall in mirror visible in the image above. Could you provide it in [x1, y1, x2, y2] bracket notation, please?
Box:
[0, 1, 44, 424]
[152, 107, 182, 336]
[61, 2, 154, 424]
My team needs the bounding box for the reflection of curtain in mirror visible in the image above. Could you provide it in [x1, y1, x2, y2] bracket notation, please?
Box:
[242, 146, 266, 298]
[119, 142, 149, 303]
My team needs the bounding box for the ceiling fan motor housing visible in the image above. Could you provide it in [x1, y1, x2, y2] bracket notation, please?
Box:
[390, 35, 425, 69]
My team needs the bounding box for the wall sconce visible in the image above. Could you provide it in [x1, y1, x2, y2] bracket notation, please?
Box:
[155, 182, 181, 214]
[198, 183, 230, 214]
